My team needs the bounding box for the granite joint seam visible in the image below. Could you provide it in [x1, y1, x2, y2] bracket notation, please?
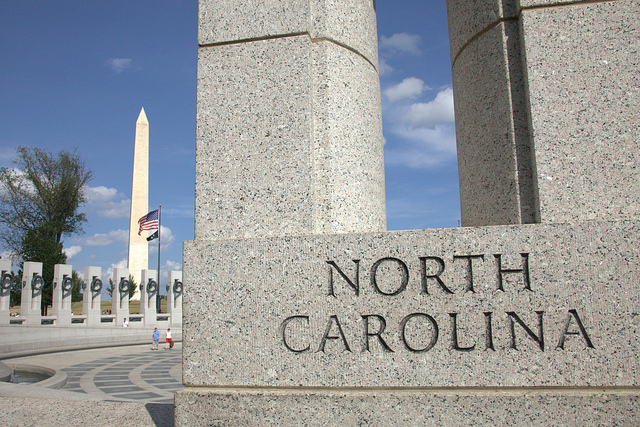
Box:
[451, 0, 623, 67]
[180, 385, 640, 394]
[310, 37, 378, 72]
[198, 31, 309, 48]
[198, 32, 377, 72]
[451, 18, 518, 67]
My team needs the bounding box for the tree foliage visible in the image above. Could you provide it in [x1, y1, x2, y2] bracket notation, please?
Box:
[0, 146, 92, 314]
[71, 270, 83, 303]
[0, 146, 92, 251]
[107, 274, 138, 300]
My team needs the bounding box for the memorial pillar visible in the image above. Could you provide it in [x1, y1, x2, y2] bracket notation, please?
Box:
[448, 0, 640, 226]
[20, 261, 44, 325]
[82, 266, 102, 326]
[179, 0, 385, 422]
[140, 269, 158, 327]
[166, 270, 182, 326]
[52, 264, 73, 325]
[194, 0, 385, 240]
[111, 268, 130, 327]
[0, 259, 12, 324]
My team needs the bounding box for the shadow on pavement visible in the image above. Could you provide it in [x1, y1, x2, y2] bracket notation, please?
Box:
[146, 402, 174, 427]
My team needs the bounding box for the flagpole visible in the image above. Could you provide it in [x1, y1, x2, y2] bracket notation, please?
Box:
[157, 205, 161, 313]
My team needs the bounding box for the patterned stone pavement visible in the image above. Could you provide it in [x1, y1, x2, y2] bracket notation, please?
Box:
[61, 346, 183, 403]
[3, 343, 183, 404]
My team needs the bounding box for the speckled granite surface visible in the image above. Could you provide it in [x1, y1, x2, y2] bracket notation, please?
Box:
[182, 221, 640, 388]
[450, 0, 640, 226]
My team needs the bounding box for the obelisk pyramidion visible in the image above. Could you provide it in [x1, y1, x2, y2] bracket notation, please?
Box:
[127, 107, 149, 300]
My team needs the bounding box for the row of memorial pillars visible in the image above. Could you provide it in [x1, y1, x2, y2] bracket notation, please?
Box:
[0, 259, 182, 326]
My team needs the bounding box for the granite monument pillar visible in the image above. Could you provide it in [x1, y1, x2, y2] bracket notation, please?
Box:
[82, 266, 102, 326]
[51, 264, 73, 325]
[448, 0, 640, 227]
[167, 270, 182, 326]
[0, 259, 12, 324]
[140, 269, 158, 327]
[111, 268, 130, 327]
[20, 261, 43, 326]
[176, 0, 640, 424]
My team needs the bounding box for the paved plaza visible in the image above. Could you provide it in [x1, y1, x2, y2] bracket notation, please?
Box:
[0, 343, 183, 426]
[2, 343, 183, 403]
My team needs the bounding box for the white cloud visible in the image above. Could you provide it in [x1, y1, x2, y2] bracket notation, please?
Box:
[385, 124, 457, 168]
[379, 58, 393, 76]
[149, 226, 176, 254]
[400, 88, 455, 129]
[379, 33, 421, 55]
[384, 77, 429, 103]
[81, 229, 129, 247]
[104, 258, 128, 290]
[98, 199, 131, 218]
[85, 185, 118, 202]
[160, 259, 182, 282]
[383, 87, 457, 169]
[64, 245, 82, 260]
[105, 58, 132, 73]
[84, 185, 130, 218]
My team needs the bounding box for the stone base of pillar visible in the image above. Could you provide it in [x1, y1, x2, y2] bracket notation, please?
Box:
[175, 388, 640, 425]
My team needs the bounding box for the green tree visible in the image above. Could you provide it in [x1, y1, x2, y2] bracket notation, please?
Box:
[71, 270, 83, 303]
[0, 147, 92, 314]
[19, 225, 67, 313]
[9, 271, 21, 307]
[0, 146, 92, 251]
[107, 274, 138, 300]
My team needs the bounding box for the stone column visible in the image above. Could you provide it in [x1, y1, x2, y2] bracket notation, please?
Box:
[448, 0, 640, 226]
[167, 270, 182, 326]
[111, 268, 130, 327]
[51, 264, 73, 325]
[82, 266, 102, 326]
[195, 0, 385, 240]
[0, 259, 12, 324]
[20, 261, 43, 325]
[140, 269, 158, 327]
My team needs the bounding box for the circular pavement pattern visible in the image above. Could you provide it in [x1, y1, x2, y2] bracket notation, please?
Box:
[60, 346, 183, 404]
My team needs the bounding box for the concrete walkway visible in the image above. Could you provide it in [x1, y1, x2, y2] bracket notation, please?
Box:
[0, 343, 183, 426]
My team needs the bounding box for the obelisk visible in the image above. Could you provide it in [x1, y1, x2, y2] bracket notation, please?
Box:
[127, 107, 149, 300]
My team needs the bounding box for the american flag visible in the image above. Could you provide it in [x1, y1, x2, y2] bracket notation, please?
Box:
[138, 209, 159, 235]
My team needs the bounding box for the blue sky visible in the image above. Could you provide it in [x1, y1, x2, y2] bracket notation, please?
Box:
[0, 1, 459, 293]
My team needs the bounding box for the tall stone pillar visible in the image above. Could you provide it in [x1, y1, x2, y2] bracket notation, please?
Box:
[127, 108, 149, 298]
[140, 269, 158, 327]
[0, 259, 12, 324]
[448, 0, 640, 226]
[51, 264, 73, 325]
[194, 0, 385, 240]
[82, 266, 102, 326]
[111, 268, 130, 327]
[20, 261, 43, 326]
[178, 0, 385, 422]
[166, 270, 182, 326]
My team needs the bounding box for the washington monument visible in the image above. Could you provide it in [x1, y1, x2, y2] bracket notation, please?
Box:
[127, 107, 149, 300]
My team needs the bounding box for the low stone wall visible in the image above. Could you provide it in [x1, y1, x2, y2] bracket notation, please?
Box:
[0, 324, 182, 359]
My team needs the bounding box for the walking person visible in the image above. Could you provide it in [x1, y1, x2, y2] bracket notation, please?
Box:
[152, 327, 160, 350]
[165, 328, 173, 349]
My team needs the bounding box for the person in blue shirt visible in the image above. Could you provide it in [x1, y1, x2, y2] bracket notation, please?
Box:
[152, 327, 160, 350]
